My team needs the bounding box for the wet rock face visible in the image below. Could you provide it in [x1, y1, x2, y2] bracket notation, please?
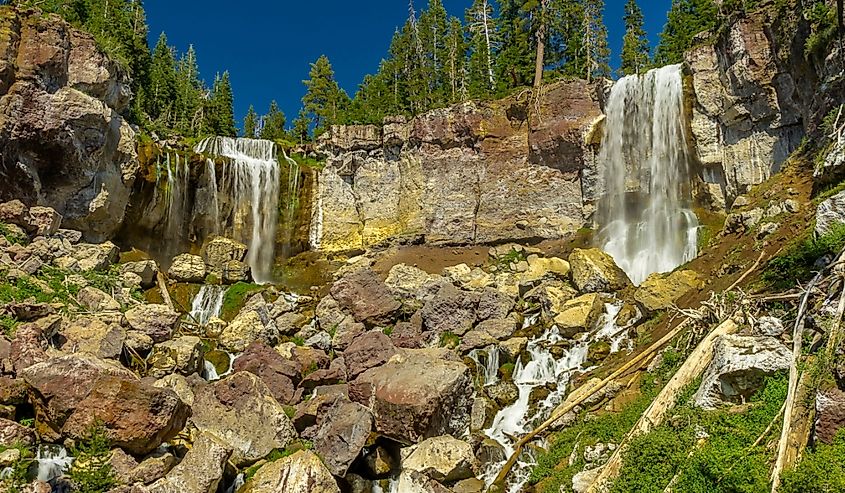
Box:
[0, 10, 137, 242]
[312, 79, 603, 253]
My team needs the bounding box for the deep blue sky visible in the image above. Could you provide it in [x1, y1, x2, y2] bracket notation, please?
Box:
[146, 0, 673, 131]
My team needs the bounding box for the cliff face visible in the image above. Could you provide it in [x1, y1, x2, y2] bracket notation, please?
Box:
[312, 80, 606, 253]
[0, 8, 137, 242]
[686, 1, 826, 204]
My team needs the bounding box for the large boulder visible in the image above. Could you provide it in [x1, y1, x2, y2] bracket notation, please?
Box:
[191, 372, 297, 466]
[147, 336, 205, 379]
[219, 306, 276, 353]
[0, 10, 138, 242]
[693, 335, 791, 409]
[120, 260, 159, 289]
[313, 398, 374, 477]
[0, 417, 36, 447]
[349, 350, 472, 444]
[384, 263, 446, 306]
[569, 249, 631, 293]
[167, 254, 206, 283]
[60, 315, 125, 359]
[124, 304, 179, 343]
[816, 190, 845, 237]
[343, 331, 398, 380]
[634, 270, 704, 312]
[202, 237, 247, 279]
[402, 435, 476, 482]
[146, 432, 232, 493]
[553, 293, 604, 337]
[242, 450, 340, 493]
[20, 354, 188, 454]
[330, 268, 401, 326]
[815, 387, 845, 445]
[420, 283, 478, 337]
[232, 342, 299, 405]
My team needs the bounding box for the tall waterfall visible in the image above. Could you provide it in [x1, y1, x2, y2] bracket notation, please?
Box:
[597, 64, 699, 285]
[195, 137, 281, 284]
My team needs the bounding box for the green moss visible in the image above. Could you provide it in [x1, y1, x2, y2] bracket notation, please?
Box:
[244, 441, 314, 480]
[221, 282, 264, 321]
[0, 222, 27, 245]
[781, 429, 845, 492]
[381, 325, 394, 336]
[500, 362, 516, 381]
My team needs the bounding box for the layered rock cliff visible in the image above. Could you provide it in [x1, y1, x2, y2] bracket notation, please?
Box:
[311, 80, 606, 253]
[0, 8, 137, 243]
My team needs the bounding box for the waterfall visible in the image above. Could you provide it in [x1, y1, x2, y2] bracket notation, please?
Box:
[164, 152, 190, 244]
[195, 137, 281, 283]
[190, 285, 225, 325]
[597, 64, 699, 285]
[279, 152, 301, 262]
[469, 345, 500, 387]
[36, 445, 73, 482]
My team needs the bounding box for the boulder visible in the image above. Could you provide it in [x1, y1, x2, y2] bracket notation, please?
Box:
[124, 304, 179, 343]
[330, 268, 401, 326]
[76, 286, 121, 312]
[349, 351, 472, 444]
[569, 248, 631, 293]
[191, 372, 297, 466]
[120, 260, 159, 289]
[218, 307, 276, 353]
[147, 336, 205, 379]
[384, 263, 445, 306]
[60, 315, 126, 359]
[0, 417, 36, 447]
[167, 254, 206, 283]
[202, 237, 247, 278]
[27, 206, 62, 236]
[313, 398, 374, 476]
[222, 259, 251, 283]
[403, 435, 476, 482]
[343, 331, 398, 379]
[242, 450, 340, 493]
[396, 470, 453, 493]
[65, 242, 120, 272]
[20, 354, 188, 454]
[816, 190, 845, 237]
[634, 270, 704, 312]
[519, 255, 571, 285]
[815, 387, 845, 444]
[476, 288, 515, 321]
[110, 448, 177, 486]
[420, 283, 478, 337]
[693, 335, 791, 409]
[146, 432, 232, 493]
[232, 342, 299, 405]
[553, 293, 604, 337]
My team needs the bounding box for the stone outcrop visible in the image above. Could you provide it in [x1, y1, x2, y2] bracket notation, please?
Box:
[0, 9, 137, 242]
[816, 190, 845, 236]
[634, 270, 704, 312]
[311, 80, 604, 252]
[243, 450, 340, 493]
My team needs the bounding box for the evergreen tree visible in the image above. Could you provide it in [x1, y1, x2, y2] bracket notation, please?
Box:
[301, 55, 350, 135]
[146, 32, 177, 123]
[465, 0, 497, 98]
[174, 45, 204, 135]
[291, 109, 311, 145]
[418, 0, 450, 106]
[243, 105, 259, 138]
[581, 0, 611, 81]
[654, 0, 718, 66]
[496, 0, 535, 91]
[259, 101, 287, 141]
[205, 71, 236, 137]
[446, 16, 468, 103]
[620, 0, 650, 75]
[347, 72, 392, 124]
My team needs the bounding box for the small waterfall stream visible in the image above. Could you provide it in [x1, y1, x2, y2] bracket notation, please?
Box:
[195, 137, 281, 284]
[597, 64, 699, 285]
[189, 285, 225, 326]
[469, 344, 501, 387]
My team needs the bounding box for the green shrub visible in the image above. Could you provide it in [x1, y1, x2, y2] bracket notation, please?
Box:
[67, 423, 118, 493]
[439, 331, 461, 349]
[0, 443, 34, 493]
[781, 429, 845, 492]
[763, 223, 845, 289]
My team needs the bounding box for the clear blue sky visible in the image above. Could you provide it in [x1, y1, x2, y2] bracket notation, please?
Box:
[146, 0, 673, 131]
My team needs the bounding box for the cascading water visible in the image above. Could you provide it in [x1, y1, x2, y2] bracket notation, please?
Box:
[35, 445, 74, 482]
[279, 154, 301, 262]
[597, 64, 699, 285]
[163, 152, 190, 244]
[195, 137, 281, 284]
[189, 285, 225, 325]
[469, 345, 501, 387]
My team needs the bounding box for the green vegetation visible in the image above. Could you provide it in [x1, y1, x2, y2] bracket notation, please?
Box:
[620, 0, 649, 75]
[67, 423, 118, 493]
[803, 1, 838, 59]
[494, 248, 529, 272]
[0, 222, 28, 245]
[439, 330, 461, 349]
[220, 282, 264, 321]
[763, 223, 845, 289]
[653, 0, 718, 66]
[243, 441, 313, 480]
[0, 443, 34, 493]
[781, 429, 845, 492]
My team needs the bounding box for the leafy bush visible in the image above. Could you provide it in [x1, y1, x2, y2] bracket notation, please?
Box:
[763, 223, 845, 289]
[0, 443, 34, 493]
[781, 429, 845, 493]
[67, 423, 118, 493]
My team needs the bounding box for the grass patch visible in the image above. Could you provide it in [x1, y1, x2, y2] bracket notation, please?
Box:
[763, 223, 845, 289]
[494, 248, 529, 272]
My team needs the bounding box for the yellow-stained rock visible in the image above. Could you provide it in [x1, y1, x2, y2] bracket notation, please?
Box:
[634, 270, 705, 312]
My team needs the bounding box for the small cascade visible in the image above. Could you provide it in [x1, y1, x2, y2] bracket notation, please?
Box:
[469, 345, 501, 387]
[189, 285, 225, 325]
[482, 304, 632, 492]
[195, 137, 281, 284]
[279, 151, 302, 263]
[163, 152, 190, 244]
[597, 64, 699, 285]
[35, 445, 73, 482]
[224, 473, 244, 493]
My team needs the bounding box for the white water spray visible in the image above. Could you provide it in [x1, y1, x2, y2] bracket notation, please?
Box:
[195, 137, 281, 283]
[597, 64, 699, 285]
[469, 344, 501, 387]
[190, 285, 225, 326]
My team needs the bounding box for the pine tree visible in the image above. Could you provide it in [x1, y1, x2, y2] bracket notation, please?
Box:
[496, 0, 535, 91]
[243, 105, 259, 138]
[146, 32, 177, 123]
[654, 0, 718, 66]
[174, 45, 204, 135]
[582, 0, 611, 81]
[620, 0, 650, 75]
[465, 0, 497, 98]
[446, 16, 468, 103]
[291, 109, 311, 146]
[418, 0, 450, 106]
[205, 71, 236, 137]
[301, 55, 350, 135]
[260, 101, 287, 141]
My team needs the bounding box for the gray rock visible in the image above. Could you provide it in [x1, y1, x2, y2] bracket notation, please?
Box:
[816, 190, 845, 237]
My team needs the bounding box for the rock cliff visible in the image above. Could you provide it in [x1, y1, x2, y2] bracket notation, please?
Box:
[311, 80, 605, 253]
[0, 8, 137, 242]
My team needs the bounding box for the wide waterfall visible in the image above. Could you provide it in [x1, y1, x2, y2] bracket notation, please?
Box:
[195, 137, 281, 284]
[597, 64, 699, 285]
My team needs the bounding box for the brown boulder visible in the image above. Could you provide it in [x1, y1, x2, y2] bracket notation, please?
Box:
[232, 342, 299, 404]
[313, 397, 373, 477]
[420, 284, 478, 337]
[330, 268, 400, 326]
[343, 331, 398, 379]
[816, 387, 845, 444]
